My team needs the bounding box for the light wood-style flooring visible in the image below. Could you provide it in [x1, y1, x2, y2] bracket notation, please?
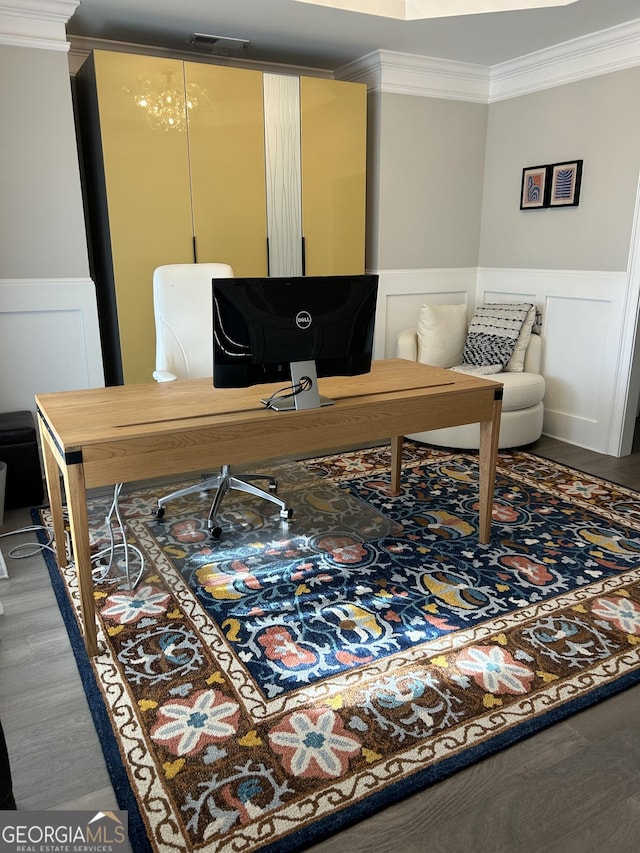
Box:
[0, 435, 639, 852]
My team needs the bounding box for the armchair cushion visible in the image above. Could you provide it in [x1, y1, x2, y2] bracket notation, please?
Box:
[416, 303, 467, 367]
[505, 304, 537, 372]
[450, 363, 503, 376]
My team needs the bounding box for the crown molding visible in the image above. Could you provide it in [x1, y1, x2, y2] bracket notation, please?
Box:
[338, 16, 640, 102]
[0, 0, 78, 51]
[489, 17, 640, 101]
[337, 49, 490, 101]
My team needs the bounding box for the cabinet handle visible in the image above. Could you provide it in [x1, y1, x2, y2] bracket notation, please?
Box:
[302, 236, 306, 276]
[266, 237, 270, 277]
[193, 236, 198, 263]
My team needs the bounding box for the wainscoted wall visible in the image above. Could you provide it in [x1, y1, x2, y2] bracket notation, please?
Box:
[0, 279, 104, 416]
[376, 266, 630, 456]
[0, 269, 627, 459]
[373, 268, 477, 361]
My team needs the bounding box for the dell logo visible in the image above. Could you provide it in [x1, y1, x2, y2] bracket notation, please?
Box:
[296, 311, 312, 330]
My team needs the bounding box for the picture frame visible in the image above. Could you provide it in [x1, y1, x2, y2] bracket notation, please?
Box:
[549, 159, 583, 207]
[520, 165, 550, 210]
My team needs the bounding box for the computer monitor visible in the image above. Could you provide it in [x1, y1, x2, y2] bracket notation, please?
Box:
[212, 274, 378, 411]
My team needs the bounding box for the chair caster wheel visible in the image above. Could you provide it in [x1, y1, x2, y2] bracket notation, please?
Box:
[210, 526, 223, 539]
[156, 506, 165, 520]
[280, 508, 293, 520]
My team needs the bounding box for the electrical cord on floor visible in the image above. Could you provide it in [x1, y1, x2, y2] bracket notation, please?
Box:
[0, 482, 145, 590]
[91, 482, 145, 590]
[0, 524, 62, 560]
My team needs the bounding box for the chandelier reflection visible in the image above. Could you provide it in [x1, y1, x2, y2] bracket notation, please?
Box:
[125, 72, 203, 131]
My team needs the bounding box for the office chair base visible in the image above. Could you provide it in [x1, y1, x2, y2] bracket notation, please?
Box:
[155, 465, 292, 535]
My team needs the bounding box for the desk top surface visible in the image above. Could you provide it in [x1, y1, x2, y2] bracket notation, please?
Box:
[36, 359, 500, 449]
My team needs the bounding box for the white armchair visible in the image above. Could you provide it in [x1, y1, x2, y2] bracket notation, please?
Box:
[396, 303, 545, 449]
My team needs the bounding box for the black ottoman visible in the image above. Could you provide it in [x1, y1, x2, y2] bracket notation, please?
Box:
[0, 410, 44, 510]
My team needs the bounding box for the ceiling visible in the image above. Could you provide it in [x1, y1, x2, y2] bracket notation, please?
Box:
[67, 0, 640, 72]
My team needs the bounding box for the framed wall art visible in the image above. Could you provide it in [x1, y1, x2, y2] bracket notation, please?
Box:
[549, 159, 583, 207]
[520, 165, 550, 210]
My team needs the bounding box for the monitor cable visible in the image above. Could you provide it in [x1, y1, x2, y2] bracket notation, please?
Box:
[263, 375, 313, 410]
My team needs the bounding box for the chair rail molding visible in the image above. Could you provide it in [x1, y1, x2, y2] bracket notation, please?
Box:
[0, 0, 78, 50]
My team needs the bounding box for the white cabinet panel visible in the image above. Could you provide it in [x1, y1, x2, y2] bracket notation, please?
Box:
[263, 73, 303, 277]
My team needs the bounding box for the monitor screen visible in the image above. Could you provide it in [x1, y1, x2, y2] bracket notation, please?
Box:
[212, 274, 378, 409]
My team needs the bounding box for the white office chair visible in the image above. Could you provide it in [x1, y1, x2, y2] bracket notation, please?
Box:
[152, 263, 291, 538]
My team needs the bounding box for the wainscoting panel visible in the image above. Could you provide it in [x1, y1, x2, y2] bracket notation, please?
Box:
[0, 278, 104, 417]
[374, 268, 478, 359]
[480, 267, 628, 454]
[541, 294, 616, 448]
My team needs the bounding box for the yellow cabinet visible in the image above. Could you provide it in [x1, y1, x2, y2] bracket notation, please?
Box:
[76, 51, 194, 385]
[77, 52, 269, 384]
[184, 62, 268, 276]
[76, 51, 366, 385]
[301, 77, 367, 276]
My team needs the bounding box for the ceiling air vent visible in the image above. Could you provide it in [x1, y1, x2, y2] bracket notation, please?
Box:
[187, 33, 250, 56]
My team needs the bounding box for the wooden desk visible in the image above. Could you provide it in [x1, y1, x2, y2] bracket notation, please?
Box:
[36, 359, 502, 656]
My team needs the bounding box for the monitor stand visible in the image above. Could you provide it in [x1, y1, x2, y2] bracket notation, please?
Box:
[261, 360, 334, 412]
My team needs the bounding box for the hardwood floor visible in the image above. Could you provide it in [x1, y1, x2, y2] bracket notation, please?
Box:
[1, 436, 639, 852]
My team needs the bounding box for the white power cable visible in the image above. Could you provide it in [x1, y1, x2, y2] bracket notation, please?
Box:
[0, 524, 61, 560]
[0, 482, 145, 590]
[91, 482, 145, 590]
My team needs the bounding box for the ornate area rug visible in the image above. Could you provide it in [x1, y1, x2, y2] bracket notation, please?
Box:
[36, 443, 640, 853]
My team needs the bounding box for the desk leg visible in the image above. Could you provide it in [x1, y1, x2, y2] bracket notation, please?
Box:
[478, 391, 502, 544]
[390, 436, 403, 495]
[62, 462, 99, 657]
[38, 423, 69, 570]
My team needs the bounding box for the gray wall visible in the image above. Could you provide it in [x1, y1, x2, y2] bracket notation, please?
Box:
[480, 67, 640, 272]
[371, 92, 488, 270]
[0, 45, 89, 279]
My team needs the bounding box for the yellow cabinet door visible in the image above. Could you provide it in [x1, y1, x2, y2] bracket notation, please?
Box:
[300, 77, 367, 276]
[90, 51, 194, 384]
[185, 63, 268, 276]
